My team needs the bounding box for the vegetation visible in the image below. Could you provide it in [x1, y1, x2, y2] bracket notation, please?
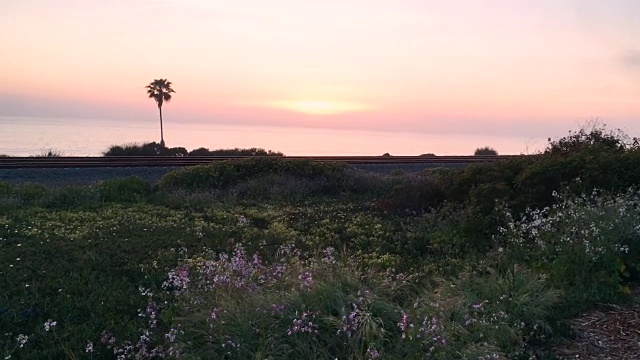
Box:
[32, 149, 64, 157]
[188, 147, 283, 157]
[474, 146, 498, 155]
[146, 79, 175, 147]
[1, 125, 640, 359]
[104, 142, 187, 156]
[103, 143, 283, 157]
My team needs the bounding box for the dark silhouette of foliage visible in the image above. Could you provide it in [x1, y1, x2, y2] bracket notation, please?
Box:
[187, 147, 283, 156]
[545, 122, 637, 155]
[146, 79, 175, 147]
[474, 146, 498, 156]
[381, 153, 392, 157]
[32, 149, 63, 157]
[104, 144, 282, 157]
[104, 142, 186, 156]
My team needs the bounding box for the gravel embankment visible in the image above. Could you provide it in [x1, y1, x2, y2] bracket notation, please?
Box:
[0, 163, 471, 187]
[0, 167, 181, 186]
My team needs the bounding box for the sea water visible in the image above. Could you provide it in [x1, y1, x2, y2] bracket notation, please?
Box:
[0, 115, 545, 157]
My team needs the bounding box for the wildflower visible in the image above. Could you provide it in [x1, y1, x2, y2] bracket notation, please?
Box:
[322, 247, 337, 264]
[366, 346, 380, 359]
[165, 328, 180, 343]
[163, 265, 191, 294]
[85, 341, 94, 353]
[44, 319, 57, 332]
[472, 300, 488, 311]
[271, 303, 285, 316]
[209, 308, 223, 322]
[288, 311, 318, 335]
[100, 332, 116, 346]
[339, 306, 361, 337]
[16, 334, 28, 348]
[397, 312, 414, 339]
[298, 272, 314, 288]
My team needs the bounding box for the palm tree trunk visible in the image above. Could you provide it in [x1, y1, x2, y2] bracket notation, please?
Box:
[158, 105, 165, 147]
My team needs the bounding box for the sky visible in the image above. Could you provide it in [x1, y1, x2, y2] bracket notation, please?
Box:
[1, 0, 639, 153]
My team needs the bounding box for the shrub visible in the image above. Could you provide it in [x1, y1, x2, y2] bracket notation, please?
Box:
[158, 157, 346, 191]
[98, 176, 152, 203]
[13, 183, 48, 205]
[495, 188, 640, 314]
[474, 146, 498, 156]
[43, 186, 100, 209]
[545, 122, 636, 155]
[187, 147, 284, 156]
[33, 149, 63, 157]
[104, 142, 187, 156]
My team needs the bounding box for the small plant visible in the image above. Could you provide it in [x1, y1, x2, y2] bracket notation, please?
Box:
[34, 148, 63, 157]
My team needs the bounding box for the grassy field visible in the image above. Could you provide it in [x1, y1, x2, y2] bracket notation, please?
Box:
[2, 129, 640, 359]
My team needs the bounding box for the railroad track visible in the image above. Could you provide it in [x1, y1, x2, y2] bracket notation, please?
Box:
[0, 155, 524, 169]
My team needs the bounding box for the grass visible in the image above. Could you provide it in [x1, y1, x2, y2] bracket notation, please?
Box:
[2, 126, 640, 358]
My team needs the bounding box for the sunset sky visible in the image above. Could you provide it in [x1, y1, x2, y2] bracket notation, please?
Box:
[1, 0, 639, 153]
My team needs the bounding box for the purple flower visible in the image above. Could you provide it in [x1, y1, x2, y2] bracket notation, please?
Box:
[298, 272, 314, 289]
[209, 307, 223, 322]
[288, 311, 318, 335]
[366, 346, 380, 359]
[271, 303, 285, 316]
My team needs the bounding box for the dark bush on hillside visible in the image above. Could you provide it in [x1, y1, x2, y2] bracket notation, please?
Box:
[98, 176, 152, 203]
[187, 147, 283, 156]
[158, 157, 346, 191]
[376, 171, 452, 214]
[43, 187, 100, 209]
[474, 146, 498, 155]
[377, 125, 640, 253]
[104, 142, 188, 156]
[545, 125, 637, 155]
[13, 183, 48, 205]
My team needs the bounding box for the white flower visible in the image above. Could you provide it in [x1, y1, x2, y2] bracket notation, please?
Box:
[16, 334, 28, 348]
[44, 319, 57, 332]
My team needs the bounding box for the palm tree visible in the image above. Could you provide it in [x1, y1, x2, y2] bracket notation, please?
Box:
[145, 79, 175, 147]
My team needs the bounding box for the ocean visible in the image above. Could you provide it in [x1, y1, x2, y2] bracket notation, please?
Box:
[0, 115, 545, 157]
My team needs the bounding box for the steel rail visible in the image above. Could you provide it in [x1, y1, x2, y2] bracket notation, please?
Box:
[0, 155, 526, 169]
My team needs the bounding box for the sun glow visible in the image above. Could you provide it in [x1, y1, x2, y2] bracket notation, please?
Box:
[269, 100, 371, 115]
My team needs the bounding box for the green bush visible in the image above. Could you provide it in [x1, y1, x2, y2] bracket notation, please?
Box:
[377, 126, 640, 246]
[98, 176, 152, 203]
[13, 183, 48, 205]
[43, 186, 100, 209]
[158, 157, 346, 191]
[495, 188, 640, 315]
